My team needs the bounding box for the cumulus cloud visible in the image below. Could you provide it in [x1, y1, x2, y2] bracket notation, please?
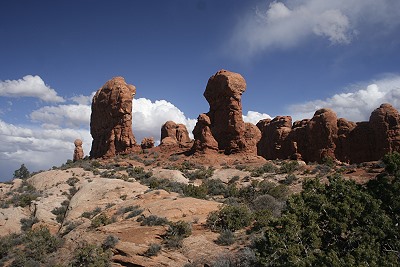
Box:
[231, 0, 400, 56]
[0, 75, 64, 102]
[0, 119, 92, 181]
[242, 111, 271, 124]
[30, 104, 91, 128]
[132, 98, 196, 142]
[0, 96, 198, 180]
[288, 74, 400, 121]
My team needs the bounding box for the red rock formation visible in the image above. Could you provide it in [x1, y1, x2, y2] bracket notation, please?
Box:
[73, 139, 84, 162]
[141, 137, 155, 149]
[193, 69, 259, 154]
[335, 118, 356, 162]
[192, 114, 218, 152]
[90, 77, 137, 158]
[258, 116, 293, 160]
[304, 108, 338, 162]
[256, 104, 400, 163]
[369, 103, 400, 158]
[160, 121, 191, 147]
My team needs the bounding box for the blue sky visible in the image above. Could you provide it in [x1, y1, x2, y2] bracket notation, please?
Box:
[1, 0, 400, 181]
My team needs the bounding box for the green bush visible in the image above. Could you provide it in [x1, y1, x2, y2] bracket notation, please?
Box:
[215, 229, 235, 246]
[66, 177, 79, 186]
[206, 205, 252, 232]
[382, 151, 400, 175]
[13, 164, 30, 179]
[144, 243, 161, 257]
[279, 160, 299, 174]
[253, 175, 400, 266]
[20, 216, 39, 231]
[163, 221, 192, 249]
[102, 235, 119, 249]
[70, 243, 112, 267]
[90, 213, 111, 228]
[183, 184, 207, 199]
[139, 215, 169, 226]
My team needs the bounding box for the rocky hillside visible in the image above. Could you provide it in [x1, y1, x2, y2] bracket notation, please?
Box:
[0, 148, 393, 266]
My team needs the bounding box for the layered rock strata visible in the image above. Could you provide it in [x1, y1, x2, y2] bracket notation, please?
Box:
[90, 77, 137, 158]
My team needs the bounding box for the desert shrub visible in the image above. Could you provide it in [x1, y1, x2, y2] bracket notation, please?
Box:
[117, 205, 144, 219]
[253, 175, 400, 266]
[185, 166, 214, 180]
[215, 229, 235, 246]
[251, 163, 278, 177]
[228, 175, 240, 184]
[252, 194, 285, 217]
[127, 166, 153, 180]
[139, 215, 169, 226]
[282, 173, 297, 185]
[20, 216, 39, 231]
[10, 181, 41, 208]
[70, 243, 112, 267]
[382, 151, 400, 175]
[206, 205, 252, 232]
[102, 235, 119, 249]
[13, 164, 30, 179]
[164, 221, 192, 249]
[52, 203, 69, 224]
[166, 220, 192, 238]
[144, 243, 161, 257]
[62, 221, 80, 236]
[66, 177, 79, 186]
[279, 160, 299, 174]
[202, 179, 228, 196]
[82, 207, 102, 219]
[183, 184, 207, 199]
[90, 213, 111, 228]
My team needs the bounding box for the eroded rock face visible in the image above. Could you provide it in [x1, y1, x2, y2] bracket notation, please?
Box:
[73, 139, 84, 162]
[304, 108, 338, 162]
[192, 114, 218, 152]
[369, 103, 400, 158]
[257, 116, 293, 159]
[90, 77, 137, 158]
[193, 69, 259, 154]
[141, 137, 155, 149]
[160, 121, 191, 147]
[256, 103, 400, 163]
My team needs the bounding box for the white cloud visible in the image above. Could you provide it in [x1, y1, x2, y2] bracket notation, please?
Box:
[30, 104, 91, 128]
[0, 96, 198, 180]
[231, 0, 400, 56]
[70, 92, 96, 105]
[132, 98, 196, 142]
[0, 75, 64, 102]
[242, 111, 271, 124]
[0, 119, 91, 181]
[288, 74, 400, 121]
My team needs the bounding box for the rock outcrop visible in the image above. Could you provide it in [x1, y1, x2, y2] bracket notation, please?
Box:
[90, 77, 137, 158]
[141, 137, 155, 149]
[192, 69, 260, 154]
[257, 103, 400, 163]
[160, 121, 191, 147]
[73, 139, 84, 162]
